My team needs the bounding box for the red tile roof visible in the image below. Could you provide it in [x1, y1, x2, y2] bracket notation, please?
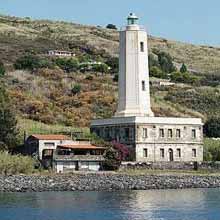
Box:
[30, 134, 72, 141]
[58, 144, 106, 150]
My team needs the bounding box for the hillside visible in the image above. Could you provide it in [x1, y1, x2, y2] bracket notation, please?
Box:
[0, 15, 220, 133]
[1, 15, 220, 73]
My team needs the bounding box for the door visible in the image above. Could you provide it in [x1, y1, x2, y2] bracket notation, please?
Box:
[168, 149, 174, 161]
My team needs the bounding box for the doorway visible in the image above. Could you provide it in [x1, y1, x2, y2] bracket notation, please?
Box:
[168, 149, 174, 161]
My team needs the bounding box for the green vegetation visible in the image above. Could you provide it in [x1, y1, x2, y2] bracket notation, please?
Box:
[204, 117, 220, 138]
[158, 52, 176, 73]
[180, 63, 187, 73]
[55, 57, 79, 73]
[170, 71, 200, 84]
[0, 61, 5, 76]
[0, 151, 35, 175]
[71, 84, 81, 95]
[204, 138, 220, 161]
[0, 14, 220, 138]
[106, 24, 117, 30]
[149, 66, 166, 78]
[0, 85, 18, 150]
[164, 87, 220, 121]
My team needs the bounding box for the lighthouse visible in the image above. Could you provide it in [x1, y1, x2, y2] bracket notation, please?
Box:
[91, 13, 203, 163]
[115, 13, 154, 117]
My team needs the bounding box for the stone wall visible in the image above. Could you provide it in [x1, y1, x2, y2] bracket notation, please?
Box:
[120, 161, 220, 171]
[1, 173, 220, 192]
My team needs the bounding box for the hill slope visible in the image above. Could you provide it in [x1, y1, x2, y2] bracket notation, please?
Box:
[0, 15, 220, 131]
[1, 15, 220, 73]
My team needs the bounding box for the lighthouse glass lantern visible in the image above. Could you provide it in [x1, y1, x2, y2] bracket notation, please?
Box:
[127, 13, 139, 25]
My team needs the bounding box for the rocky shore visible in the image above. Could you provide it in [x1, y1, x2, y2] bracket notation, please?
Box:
[1, 173, 220, 192]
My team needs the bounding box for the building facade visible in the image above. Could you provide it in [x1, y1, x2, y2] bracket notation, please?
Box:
[25, 134, 73, 160]
[91, 13, 203, 162]
[53, 143, 105, 173]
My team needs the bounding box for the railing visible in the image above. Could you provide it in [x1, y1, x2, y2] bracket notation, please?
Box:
[54, 155, 105, 161]
[120, 25, 146, 31]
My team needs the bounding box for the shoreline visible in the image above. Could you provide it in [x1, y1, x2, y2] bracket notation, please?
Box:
[1, 173, 220, 192]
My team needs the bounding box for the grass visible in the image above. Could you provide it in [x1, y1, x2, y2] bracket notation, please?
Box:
[18, 118, 90, 137]
[118, 169, 220, 176]
[0, 151, 35, 175]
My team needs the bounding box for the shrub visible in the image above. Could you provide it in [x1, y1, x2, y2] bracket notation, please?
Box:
[0, 61, 5, 76]
[85, 75, 94, 80]
[106, 24, 117, 30]
[14, 55, 53, 70]
[170, 71, 199, 84]
[165, 87, 220, 117]
[93, 63, 109, 74]
[113, 73, 118, 82]
[103, 141, 131, 170]
[71, 84, 81, 95]
[14, 54, 41, 70]
[55, 57, 79, 73]
[149, 66, 167, 78]
[204, 117, 220, 138]
[204, 139, 220, 161]
[0, 151, 35, 175]
[105, 57, 119, 73]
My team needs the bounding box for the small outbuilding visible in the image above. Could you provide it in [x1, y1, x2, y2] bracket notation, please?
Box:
[53, 142, 106, 173]
[25, 134, 73, 160]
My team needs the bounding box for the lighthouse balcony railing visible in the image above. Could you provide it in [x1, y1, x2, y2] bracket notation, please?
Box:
[120, 25, 146, 31]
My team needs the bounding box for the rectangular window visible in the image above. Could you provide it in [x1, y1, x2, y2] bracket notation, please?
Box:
[142, 81, 146, 91]
[177, 148, 181, 158]
[143, 128, 148, 138]
[140, 42, 144, 52]
[160, 148, 165, 158]
[143, 149, 148, 157]
[168, 129, 173, 138]
[192, 129, 196, 139]
[176, 129, 181, 138]
[192, 149, 197, 157]
[44, 142, 55, 147]
[159, 129, 165, 138]
[125, 128, 130, 139]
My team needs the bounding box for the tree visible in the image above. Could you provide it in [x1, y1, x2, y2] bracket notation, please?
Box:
[158, 52, 176, 73]
[0, 85, 18, 150]
[106, 24, 117, 30]
[0, 61, 5, 77]
[180, 63, 187, 73]
[103, 141, 130, 170]
[148, 54, 159, 69]
[204, 117, 220, 138]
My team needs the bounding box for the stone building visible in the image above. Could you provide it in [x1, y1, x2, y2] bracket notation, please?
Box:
[91, 13, 203, 162]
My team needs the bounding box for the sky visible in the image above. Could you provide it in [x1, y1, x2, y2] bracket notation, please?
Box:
[0, 0, 220, 46]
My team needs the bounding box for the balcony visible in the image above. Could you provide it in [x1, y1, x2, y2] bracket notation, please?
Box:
[54, 155, 105, 162]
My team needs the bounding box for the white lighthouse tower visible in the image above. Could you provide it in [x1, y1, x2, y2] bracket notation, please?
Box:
[115, 13, 154, 117]
[91, 14, 203, 163]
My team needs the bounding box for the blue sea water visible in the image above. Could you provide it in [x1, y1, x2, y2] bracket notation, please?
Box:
[0, 188, 220, 220]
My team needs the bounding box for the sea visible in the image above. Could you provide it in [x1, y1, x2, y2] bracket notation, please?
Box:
[0, 188, 220, 220]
